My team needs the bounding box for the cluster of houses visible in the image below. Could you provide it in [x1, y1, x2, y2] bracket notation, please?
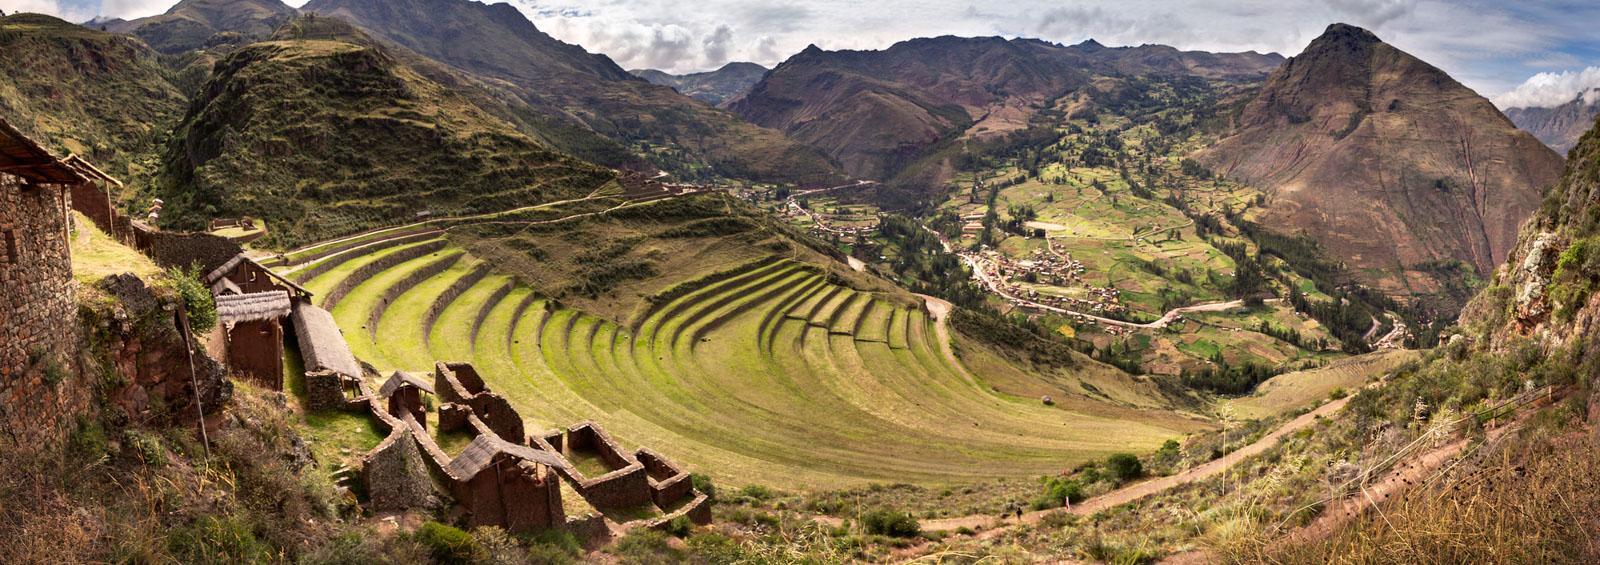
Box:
[0, 117, 709, 541]
[970, 249, 1127, 317]
[782, 198, 879, 239]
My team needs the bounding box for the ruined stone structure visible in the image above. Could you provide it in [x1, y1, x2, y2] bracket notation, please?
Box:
[204, 254, 313, 389]
[446, 435, 568, 532]
[378, 372, 432, 427]
[213, 291, 292, 389]
[0, 119, 88, 444]
[435, 362, 524, 443]
[63, 154, 134, 245]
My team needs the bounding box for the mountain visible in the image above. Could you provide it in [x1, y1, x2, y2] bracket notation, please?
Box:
[1463, 102, 1600, 349]
[156, 16, 613, 247]
[729, 36, 1282, 182]
[1196, 24, 1563, 302]
[630, 62, 768, 106]
[0, 13, 186, 181]
[1505, 89, 1600, 154]
[106, 0, 298, 54]
[301, 0, 844, 186]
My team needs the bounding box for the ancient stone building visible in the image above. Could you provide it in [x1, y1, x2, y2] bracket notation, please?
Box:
[214, 290, 292, 389]
[0, 118, 89, 444]
[378, 371, 433, 427]
[445, 435, 569, 532]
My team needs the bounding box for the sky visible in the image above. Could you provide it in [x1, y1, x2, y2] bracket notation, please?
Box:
[9, 0, 1600, 109]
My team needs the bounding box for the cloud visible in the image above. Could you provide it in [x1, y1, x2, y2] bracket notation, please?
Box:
[1493, 67, 1600, 109]
[702, 24, 733, 67]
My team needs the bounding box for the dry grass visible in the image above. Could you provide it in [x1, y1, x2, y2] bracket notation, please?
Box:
[69, 211, 160, 282]
[1233, 425, 1600, 563]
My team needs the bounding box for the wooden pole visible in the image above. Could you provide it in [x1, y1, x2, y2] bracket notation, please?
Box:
[176, 305, 212, 463]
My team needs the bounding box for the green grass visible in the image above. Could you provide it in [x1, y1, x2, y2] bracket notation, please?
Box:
[301, 243, 1209, 489]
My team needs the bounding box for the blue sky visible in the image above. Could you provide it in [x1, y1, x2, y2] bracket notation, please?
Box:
[9, 0, 1600, 108]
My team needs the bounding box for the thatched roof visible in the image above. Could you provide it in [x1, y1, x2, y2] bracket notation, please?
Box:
[379, 371, 435, 398]
[290, 301, 363, 378]
[211, 276, 243, 296]
[62, 154, 122, 187]
[0, 118, 85, 185]
[217, 291, 292, 324]
[204, 253, 313, 298]
[446, 435, 570, 478]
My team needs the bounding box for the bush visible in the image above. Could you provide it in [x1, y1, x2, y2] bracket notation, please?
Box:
[1106, 453, 1143, 482]
[661, 516, 694, 538]
[610, 529, 683, 564]
[862, 509, 921, 538]
[167, 516, 273, 563]
[690, 473, 716, 500]
[165, 265, 217, 334]
[413, 521, 479, 564]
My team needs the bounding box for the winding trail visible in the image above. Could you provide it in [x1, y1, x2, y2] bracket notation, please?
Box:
[914, 387, 1363, 534]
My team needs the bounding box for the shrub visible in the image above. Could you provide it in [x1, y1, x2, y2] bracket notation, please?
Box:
[610, 529, 683, 564]
[862, 509, 921, 538]
[1106, 453, 1143, 482]
[165, 265, 217, 334]
[690, 473, 716, 500]
[412, 521, 479, 564]
[662, 516, 694, 538]
[167, 516, 272, 563]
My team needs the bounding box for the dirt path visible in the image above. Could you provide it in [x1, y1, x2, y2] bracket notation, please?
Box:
[908, 390, 1362, 534]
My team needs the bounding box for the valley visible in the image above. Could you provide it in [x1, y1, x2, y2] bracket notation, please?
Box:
[4, 1, 1599, 563]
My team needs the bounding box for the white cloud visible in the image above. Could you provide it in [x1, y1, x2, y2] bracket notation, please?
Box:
[1493, 67, 1600, 109]
[6, 0, 1596, 96]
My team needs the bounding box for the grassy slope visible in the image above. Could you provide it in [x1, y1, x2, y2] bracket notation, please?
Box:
[158, 17, 613, 248]
[309, 228, 1208, 488]
[0, 14, 186, 187]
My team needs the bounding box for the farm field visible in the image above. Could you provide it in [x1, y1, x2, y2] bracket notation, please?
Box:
[286, 217, 1212, 489]
[1223, 349, 1421, 419]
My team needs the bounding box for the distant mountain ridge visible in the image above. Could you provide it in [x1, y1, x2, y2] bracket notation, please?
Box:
[1197, 23, 1563, 304]
[729, 35, 1283, 182]
[302, 0, 845, 186]
[1506, 89, 1600, 154]
[631, 62, 768, 106]
[106, 0, 297, 54]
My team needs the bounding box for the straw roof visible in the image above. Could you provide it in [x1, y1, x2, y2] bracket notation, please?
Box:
[62, 154, 122, 187]
[216, 291, 292, 324]
[379, 371, 435, 398]
[204, 253, 314, 298]
[290, 301, 363, 378]
[446, 435, 571, 478]
[0, 118, 86, 185]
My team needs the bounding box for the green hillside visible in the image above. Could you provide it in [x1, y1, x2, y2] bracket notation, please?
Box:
[157, 17, 614, 247]
[0, 14, 186, 184]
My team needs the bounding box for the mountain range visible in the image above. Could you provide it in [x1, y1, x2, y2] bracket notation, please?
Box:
[1198, 24, 1563, 303]
[729, 36, 1283, 182]
[1505, 89, 1600, 154]
[631, 62, 769, 106]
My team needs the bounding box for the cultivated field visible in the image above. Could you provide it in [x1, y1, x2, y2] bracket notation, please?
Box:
[288, 215, 1210, 489]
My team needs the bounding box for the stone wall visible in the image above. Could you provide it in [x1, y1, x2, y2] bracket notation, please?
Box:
[133, 224, 243, 274]
[0, 176, 84, 445]
[93, 274, 230, 427]
[69, 181, 133, 244]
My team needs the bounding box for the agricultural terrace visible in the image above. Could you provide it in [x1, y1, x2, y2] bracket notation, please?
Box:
[284, 195, 1209, 489]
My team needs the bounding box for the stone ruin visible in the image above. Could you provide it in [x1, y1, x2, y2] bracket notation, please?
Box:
[302, 352, 711, 543]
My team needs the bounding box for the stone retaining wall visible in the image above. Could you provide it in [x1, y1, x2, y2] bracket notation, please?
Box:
[320, 239, 448, 309]
[289, 230, 443, 283]
[420, 264, 492, 339]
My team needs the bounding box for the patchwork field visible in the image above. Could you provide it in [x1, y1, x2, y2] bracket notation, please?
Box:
[289, 219, 1211, 489]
